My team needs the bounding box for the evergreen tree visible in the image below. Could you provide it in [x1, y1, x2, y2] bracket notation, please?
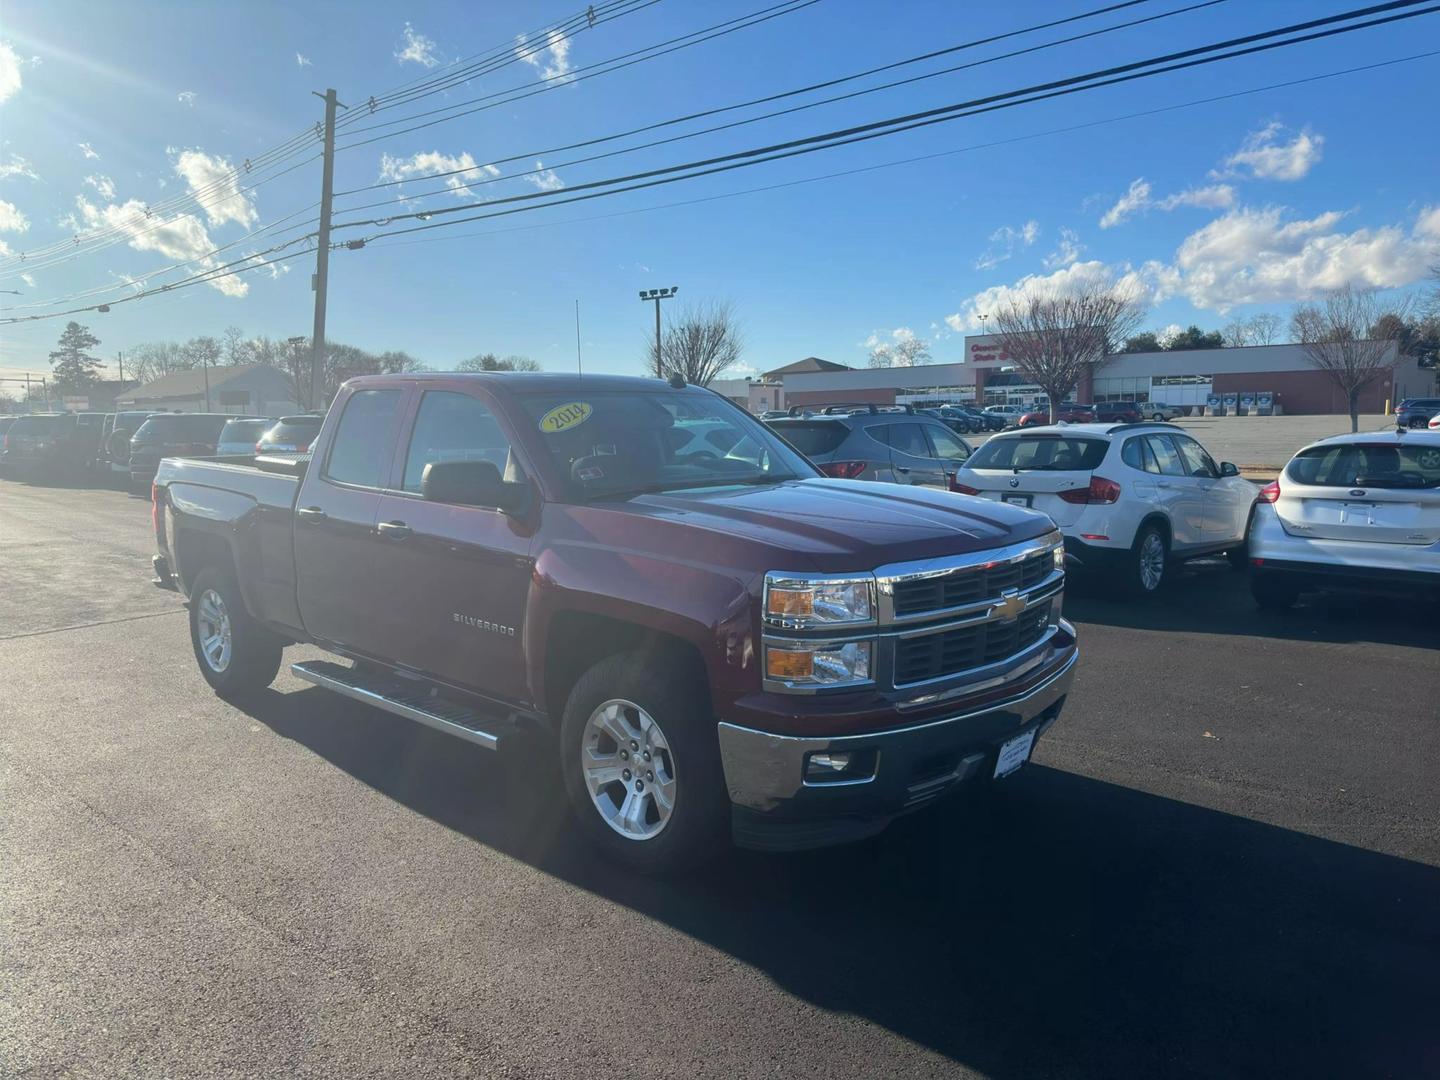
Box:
[48, 321, 104, 393]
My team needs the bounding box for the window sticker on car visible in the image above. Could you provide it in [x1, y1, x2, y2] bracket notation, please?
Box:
[539, 401, 593, 434]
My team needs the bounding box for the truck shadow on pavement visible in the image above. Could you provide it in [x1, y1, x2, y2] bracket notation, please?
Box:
[243, 685, 1440, 1080]
[1066, 560, 1440, 650]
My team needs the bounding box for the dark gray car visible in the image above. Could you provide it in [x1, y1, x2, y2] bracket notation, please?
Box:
[764, 404, 973, 488]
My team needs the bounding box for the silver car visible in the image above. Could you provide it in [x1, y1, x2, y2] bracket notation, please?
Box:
[764, 404, 973, 487]
[215, 416, 277, 456]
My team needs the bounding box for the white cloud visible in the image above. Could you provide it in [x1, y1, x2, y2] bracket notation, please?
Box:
[947, 259, 1162, 332]
[525, 161, 564, 192]
[177, 90, 197, 107]
[1217, 122, 1322, 181]
[84, 174, 116, 201]
[0, 198, 30, 232]
[296, 52, 312, 67]
[1042, 227, 1084, 270]
[78, 141, 100, 160]
[379, 150, 499, 199]
[1099, 178, 1151, 229]
[173, 149, 257, 227]
[1156, 184, 1236, 211]
[0, 238, 11, 257]
[1170, 205, 1438, 312]
[516, 29, 573, 83]
[20, 271, 34, 286]
[74, 196, 248, 297]
[975, 219, 1040, 270]
[0, 42, 23, 104]
[1155, 324, 1184, 349]
[0, 154, 37, 180]
[397, 23, 440, 67]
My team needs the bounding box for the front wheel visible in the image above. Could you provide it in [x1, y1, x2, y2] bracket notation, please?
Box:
[560, 651, 728, 874]
[188, 567, 283, 697]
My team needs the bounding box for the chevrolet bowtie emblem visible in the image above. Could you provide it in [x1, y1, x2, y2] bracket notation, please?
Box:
[992, 588, 1027, 621]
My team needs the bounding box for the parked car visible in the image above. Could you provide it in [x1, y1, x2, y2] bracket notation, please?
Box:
[1249, 431, 1440, 609]
[0, 415, 17, 475]
[216, 417, 277, 457]
[1430, 413, 1440, 431]
[1019, 404, 1096, 426]
[102, 411, 157, 477]
[1395, 398, 1440, 430]
[953, 422, 1256, 596]
[765, 403, 972, 486]
[256, 414, 324, 453]
[128, 413, 233, 487]
[72, 412, 108, 470]
[1, 413, 93, 480]
[1094, 402, 1143, 424]
[1136, 401, 1185, 422]
[150, 373, 1077, 873]
[940, 405, 1005, 433]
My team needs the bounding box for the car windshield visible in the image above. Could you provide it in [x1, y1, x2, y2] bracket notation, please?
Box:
[1285, 443, 1440, 489]
[517, 389, 814, 500]
[262, 417, 322, 441]
[9, 415, 66, 433]
[966, 435, 1110, 471]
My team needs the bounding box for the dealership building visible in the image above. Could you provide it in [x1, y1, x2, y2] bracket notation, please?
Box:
[773, 334, 1434, 416]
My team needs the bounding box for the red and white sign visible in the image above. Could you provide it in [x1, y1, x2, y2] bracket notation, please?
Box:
[965, 334, 1012, 366]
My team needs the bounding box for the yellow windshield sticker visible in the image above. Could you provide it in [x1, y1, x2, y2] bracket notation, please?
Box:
[538, 401, 593, 434]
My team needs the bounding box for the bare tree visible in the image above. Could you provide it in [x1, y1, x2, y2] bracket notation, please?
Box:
[1291, 285, 1411, 432]
[126, 340, 192, 383]
[647, 301, 744, 386]
[990, 279, 1144, 422]
[868, 334, 932, 368]
[221, 325, 256, 366]
[1248, 312, 1282, 345]
[456, 353, 541, 372]
[1221, 320, 1251, 348]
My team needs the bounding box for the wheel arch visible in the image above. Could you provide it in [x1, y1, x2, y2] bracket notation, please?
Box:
[542, 611, 708, 725]
[1133, 512, 1172, 550]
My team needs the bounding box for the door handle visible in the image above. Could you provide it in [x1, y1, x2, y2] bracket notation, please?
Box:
[895, 466, 911, 474]
[296, 506, 328, 521]
[1156, 481, 1171, 488]
[377, 520, 412, 539]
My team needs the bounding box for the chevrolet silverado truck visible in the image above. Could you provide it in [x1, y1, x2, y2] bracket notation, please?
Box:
[151, 373, 1078, 872]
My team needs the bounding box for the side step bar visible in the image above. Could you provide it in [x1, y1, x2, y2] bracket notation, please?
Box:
[290, 660, 514, 751]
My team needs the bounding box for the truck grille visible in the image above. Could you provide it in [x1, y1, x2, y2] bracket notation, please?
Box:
[893, 602, 1052, 686]
[891, 550, 1052, 620]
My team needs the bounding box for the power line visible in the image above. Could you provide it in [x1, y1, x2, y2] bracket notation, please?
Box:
[331, 0, 1226, 216]
[331, 0, 826, 153]
[329, 1, 1440, 241]
[361, 52, 1436, 251]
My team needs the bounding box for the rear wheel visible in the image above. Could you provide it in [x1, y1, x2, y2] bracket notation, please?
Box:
[1152, 413, 1165, 422]
[560, 650, 728, 874]
[1119, 524, 1168, 597]
[1252, 573, 1299, 611]
[188, 567, 283, 697]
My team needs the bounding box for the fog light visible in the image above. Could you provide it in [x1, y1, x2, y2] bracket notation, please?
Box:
[804, 748, 878, 785]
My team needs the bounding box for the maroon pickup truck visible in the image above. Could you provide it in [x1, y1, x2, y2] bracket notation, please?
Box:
[151, 372, 1077, 872]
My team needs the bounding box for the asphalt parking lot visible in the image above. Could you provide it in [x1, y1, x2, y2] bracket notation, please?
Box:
[3, 476, 1438, 1079]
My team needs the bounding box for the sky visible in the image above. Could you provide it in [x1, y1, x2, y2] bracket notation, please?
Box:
[0, 0, 1437, 389]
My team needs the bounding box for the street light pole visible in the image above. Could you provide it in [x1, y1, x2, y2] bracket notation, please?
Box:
[638, 286, 678, 373]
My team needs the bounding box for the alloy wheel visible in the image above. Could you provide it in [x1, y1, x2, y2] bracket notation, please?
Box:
[581, 699, 677, 841]
[1139, 533, 1166, 592]
[196, 588, 233, 673]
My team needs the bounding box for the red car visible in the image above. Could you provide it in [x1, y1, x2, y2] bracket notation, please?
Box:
[1093, 402, 1143, 424]
[1018, 404, 1097, 426]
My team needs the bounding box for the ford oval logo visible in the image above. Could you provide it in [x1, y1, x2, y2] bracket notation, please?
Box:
[1349, 488, 1366, 497]
[1009, 477, 1020, 488]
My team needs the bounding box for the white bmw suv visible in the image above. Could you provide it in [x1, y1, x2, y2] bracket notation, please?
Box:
[952, 423, 1256, 596]
[1249, 430, 1440, 609]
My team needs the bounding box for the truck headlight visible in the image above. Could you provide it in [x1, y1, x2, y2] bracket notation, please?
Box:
[763, 573, 875, 629]
[765, 641, 872, 688]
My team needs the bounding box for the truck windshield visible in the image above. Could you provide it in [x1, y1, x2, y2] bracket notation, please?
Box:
[517, 389, 815, 500]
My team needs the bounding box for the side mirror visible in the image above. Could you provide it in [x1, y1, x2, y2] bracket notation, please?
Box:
[1219, 461, 1239, 477]
[422, 459, 526, 511]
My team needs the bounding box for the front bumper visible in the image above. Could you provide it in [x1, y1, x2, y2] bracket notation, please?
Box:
[717, 645, 1077, 851]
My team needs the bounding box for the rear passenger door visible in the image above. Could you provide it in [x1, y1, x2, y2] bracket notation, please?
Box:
[878, 422, 945, 487]
[1142, 434, 1205, 547]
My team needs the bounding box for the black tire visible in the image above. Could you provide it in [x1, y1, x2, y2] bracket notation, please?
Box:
[559, 650, 729, 874]
[1226, 513, 1253, 571]
[1152, 413, 1165, 422]
[188, 567, 283, 697]
[1119, 523, 1169, 597]
[1252, 572, 1299, 611]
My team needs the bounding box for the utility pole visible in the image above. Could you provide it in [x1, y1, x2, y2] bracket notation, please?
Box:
[309, 88, 341, 412]
[116, 350, 123, 386]
[202, 350, 212, 411]
[638, 286, 678, 374]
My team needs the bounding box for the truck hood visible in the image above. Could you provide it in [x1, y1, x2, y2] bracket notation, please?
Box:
[559, 478, 1056, 575]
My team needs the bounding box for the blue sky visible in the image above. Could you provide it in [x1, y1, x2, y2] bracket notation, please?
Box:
[0, 0, 1437, 386]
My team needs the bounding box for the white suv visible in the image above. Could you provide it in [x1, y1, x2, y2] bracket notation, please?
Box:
[1249, 430, 1440, 609]
[952, 423, 1256, 596]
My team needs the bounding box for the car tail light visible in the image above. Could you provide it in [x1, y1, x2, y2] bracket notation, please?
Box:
[1058, 475, 1122, 504]
[949, 475, 980, 495]
[295, 441, 311, 452]
[1258, 479, 1280, 504]
[818, 460, 867, 479]
[255, 440, 264, 453]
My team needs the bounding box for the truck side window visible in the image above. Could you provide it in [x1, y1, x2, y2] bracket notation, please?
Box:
[324, 389, 403, 489]
[402, 391, 519, 495]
